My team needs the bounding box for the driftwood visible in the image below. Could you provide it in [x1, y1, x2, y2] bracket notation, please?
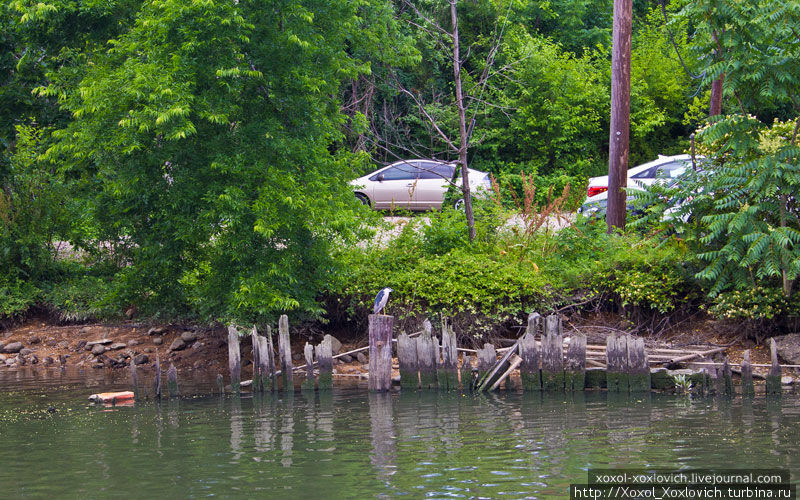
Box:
[519, 313, 542, 391]
[766, 338, 782, 395]
[227, 325, 241, 395]
[662, 345, 730, 365]
[741, 350, 754, 396]
[278, 315, 293, 392]
[368, 314, 394, 392]
[541, 315, 564, 391]
[397, 332, 419, 389]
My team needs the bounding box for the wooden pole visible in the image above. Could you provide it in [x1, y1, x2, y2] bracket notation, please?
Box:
[154, 352, 162, 400]
[627, 336, 649, 392]
[251, 326, 261, 393]
[416, 319, 437, 389]
[167, 363, 179, 398]
[278, 315, 293, 392]
[565, 332, 586, 391]
[316, 336, 333, 390]
[607, 0, 632, 232]
[766, 338, 782, 395]
[302, 342, 315, 391]
[265, 325, 276, 391]
[216, 373, 225, 395]
[227, 325, 241, 395]
[368, 314, 394, 392]
[397, 332, 419, 390]
[519, 313, 542, 391]
[440, 318, 458, 390]
[256, 331, 272, 392]
[541, 315, 564, 391]
[741, 349, 754, 397]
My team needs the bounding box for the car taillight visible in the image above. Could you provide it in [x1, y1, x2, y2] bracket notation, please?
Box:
[587, 186, 608, 197]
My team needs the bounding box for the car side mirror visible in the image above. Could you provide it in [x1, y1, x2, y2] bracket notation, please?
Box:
[376, 173, 385, 182]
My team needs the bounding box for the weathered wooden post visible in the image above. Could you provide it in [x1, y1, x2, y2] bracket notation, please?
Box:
[606, 333, 627, 392]
[440, 318, 458, 390]
[256, 329, 273, 392]
[167, 363, 179, 398]
[766, 338, 782, 396]
[264, 325, 276, 391]
[459, 353, 473, 391]
[316, 336, 333, 390]
[565, 333, 586, 391]
[130, 356, 139, 400]
[416, 320, 437, 389]
[476, 343, 497, 388]
[397, 332, 419, 390]
[216, 373, 225, 395]
[368, 314, 394, 392]
[251, 326, 261, 393]
[278, 315, 293, 392]
[740, 349, 755, 397]
[302, 342, 315, 392]
[722, 357, 733, 396]
[627, 336, 649, 392]
[520, 313, 542, 391]
[228, 325, 241, 395]
[154, 352, 162, 399]
[541, 314, 564, 391]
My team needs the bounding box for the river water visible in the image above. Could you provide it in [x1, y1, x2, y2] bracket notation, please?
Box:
[0, 369, 798, 498]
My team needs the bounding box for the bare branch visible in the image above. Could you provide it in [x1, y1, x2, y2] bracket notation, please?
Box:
[398, 85, 458, 152]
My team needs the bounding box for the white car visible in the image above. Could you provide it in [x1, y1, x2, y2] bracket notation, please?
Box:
[351, 159, 492, 211]
[585, 154, 699, 198]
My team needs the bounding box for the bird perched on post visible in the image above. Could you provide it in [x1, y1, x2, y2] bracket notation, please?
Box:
[373, 288, 393, 316]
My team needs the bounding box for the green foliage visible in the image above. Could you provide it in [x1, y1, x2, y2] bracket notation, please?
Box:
[706, 287, 791, 321]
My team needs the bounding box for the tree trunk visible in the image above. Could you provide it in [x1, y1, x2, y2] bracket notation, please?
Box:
[607, 0, 632, 232]
[709, 76, 724, 116]
[450, 0, 476, 242]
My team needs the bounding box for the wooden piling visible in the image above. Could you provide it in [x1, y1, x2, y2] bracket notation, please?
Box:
[439, 318, 458, 390]
[167, 363, 179, 397]
[216, 373, 225, 395]
[606, 333, 628, 392]
[476, 343, 497, 388]
[565, 333, 586, 391]
[130, 356, 138, 400]
[227, 325, 241, 395]
[722, 357, 733, 396]
[519, 313, 542, 391]
[263, 325, 276, 391]
[397, 332, 419, 390]
[256, 327, 274, 392]
[416, 320, 438, 389]
[368, 314, 394, 392]
[154, 352, 162, 399]
[459, 353, 473, 391]
[741, 349, 754, 397]
[251, 327, 261, 393]
[541, 315, 564, 391]
[316, 336, 333, 390]
[627, 336, 649, 392]
[278, 315, 293, 392]
[302, 342, 315, 391]
[766, 338, 782, 395]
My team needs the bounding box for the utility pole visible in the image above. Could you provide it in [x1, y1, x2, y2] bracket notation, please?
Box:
[607, 0, 632, 232]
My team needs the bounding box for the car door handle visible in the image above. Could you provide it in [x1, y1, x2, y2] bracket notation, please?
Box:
[406, 183, 414, 187]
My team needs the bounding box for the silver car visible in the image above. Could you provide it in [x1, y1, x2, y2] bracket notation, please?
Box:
[351, 159, 492, 211]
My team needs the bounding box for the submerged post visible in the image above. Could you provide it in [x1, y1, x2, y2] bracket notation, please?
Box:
[278, 315, 293, 392]
[154, 352, 162, 399]
[397, 332, 419, 390]
[722, 357, 733, 396]
[627, 336, 649, 392]
[741, 350, 754, 397]
[167, 363, 179, 398]
[228, 325, 241, 395]
[216, 373, 225, 395]
[520, 313, 542, 391]
[130, 356, 139, 400]
[766, 338, 782, 396]
[440, 318, 458, 390]
[316, 336, 333, 390]
[368, 314, 394, 392]
[251, 326, 261, 393]
[302, 342, 315, 391]
[416, 319, 437, 389]
[541, 314, 564, 391]
[565, 332, 586, 391]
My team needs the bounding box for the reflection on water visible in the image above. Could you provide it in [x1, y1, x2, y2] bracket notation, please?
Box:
[0, 377, 799, 498]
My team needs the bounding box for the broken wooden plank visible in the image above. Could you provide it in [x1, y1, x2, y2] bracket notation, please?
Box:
[490, 354, 522, 391]
[227, 325, 241, 395]
[368, 314, 394, 392]
[741, 350, 754, 397]
[519, 313, 542, 391]
[541, 315, 564, 391]
[278, 315, 293, 392]
[565, 332, 586, 391]
[397, 332, 419, 390]
[477, 343, 519, 391]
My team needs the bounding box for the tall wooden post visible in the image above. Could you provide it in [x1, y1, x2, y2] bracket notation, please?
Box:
[227, 325, 241, 395]
[607, 0, 632, 232]
[264, 325, 276, 391]
[278, 315, 293, 392]
[368, 314, 394, 392]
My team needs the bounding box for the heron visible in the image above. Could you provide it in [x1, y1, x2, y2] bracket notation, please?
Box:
[373, 287, 393, 316]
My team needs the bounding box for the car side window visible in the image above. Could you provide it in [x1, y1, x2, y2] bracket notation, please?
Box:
[376, 164, 419, 181]
[417, 162, 455, 180]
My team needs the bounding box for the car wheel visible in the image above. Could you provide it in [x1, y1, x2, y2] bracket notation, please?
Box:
[355, 193, 371, 207]
[453, 198, 464, 210]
